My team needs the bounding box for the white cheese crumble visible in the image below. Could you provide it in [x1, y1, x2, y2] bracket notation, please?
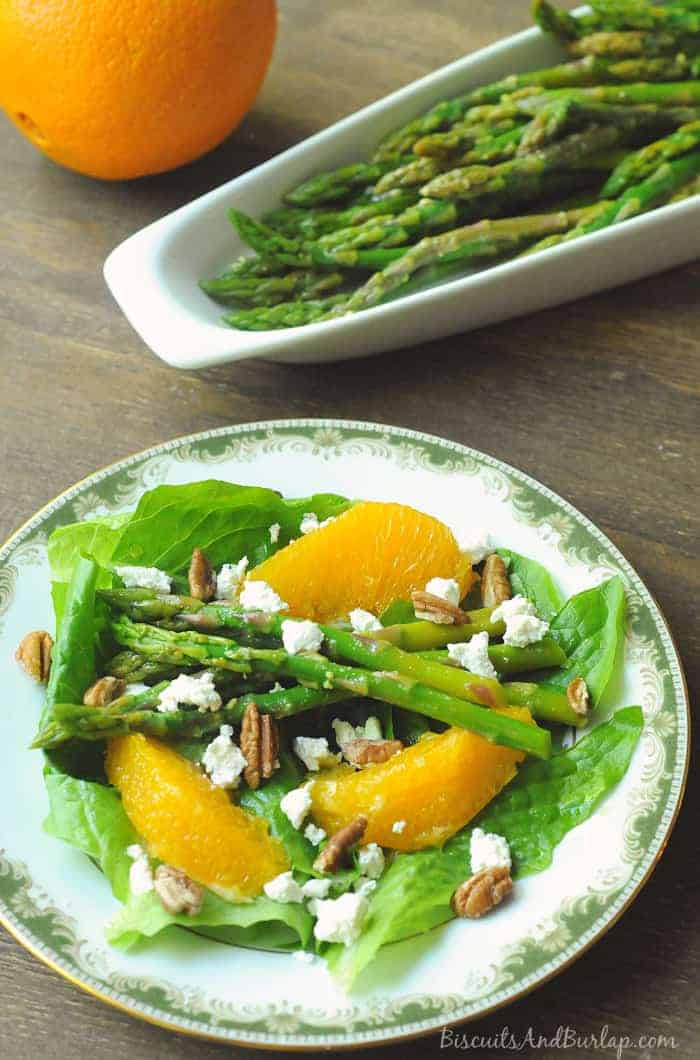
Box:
[357, 843, 385, 880]
[281, 618, 324, 655]
[269, 681, 285, 693]
[349, 607, 383, 633]
[293, 736, 340, 772]
[292, 950, 317, 964]
[391, 819, 407, 835]
[263, 871, 304, 904]
[332, 716, 382, 752]
[239, 579, 288, 613]
[470, 827, 512, 872]
[115, 564, 171, 593]
[300, 512, 335, 535]
[454, 526, 492, 565]
[157, 671, 222, 714]
[269, 523, 281, 544]
[126, 844, 153, 895]
[201, 725, 247, 789]
[280, 785, 313, 829]
[447, 631, 497, 679]
[215, 556, 249, 600]
[354, 877, 378, 899]
[311, 892, 369, 945]
[491, 594, 549, 647]
[124, 682, 150, 697]
[303, 822, 326, 846]
[424, 577, 460, 605]
[301, 877, 331, 900]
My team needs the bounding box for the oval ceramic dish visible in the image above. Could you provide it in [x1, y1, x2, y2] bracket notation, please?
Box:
[103, 24, 700, 369]
[0, 419, 689, 1049]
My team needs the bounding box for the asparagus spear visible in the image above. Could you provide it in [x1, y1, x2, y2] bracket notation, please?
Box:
[317, 199, 459, 252]
[295, 191, 420, 239]
[413, 118, 524, 159]
[110, 617, 551, 758]
[282, 158, 414, 207]
[520, 82, 700, 112]
[371, 612, 504, 650]
[531, 0, 588, 41]
[526, 149, 700, 253]
[587, 1, 700, 33]
[602, 119, 700, 194]
[670, 171, 700, 199]
[568, 29, 700, 57]
[201, 269, 346, 307]
[223, 294, 349, 331]
[373, 157, 447, 193]
[518, 99, 700, 153]
[417, 638, 567, 674]
[32, 684, 349, 749]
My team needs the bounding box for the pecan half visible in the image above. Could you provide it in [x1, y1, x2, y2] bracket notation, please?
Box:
[188, 547, 216, 602]
[567, 676, 590, 717]
[314, 815, 367, 874]
[344, 738, 404, 767]
[411, 590, 467, 625]
[481, 553, 511, 608]
[240, 702, 279, 790]
[451, 866, 513, 919]
[83, 676, 126, 707]
[15, 630, 53, 683]
[154, 864, 203, 916]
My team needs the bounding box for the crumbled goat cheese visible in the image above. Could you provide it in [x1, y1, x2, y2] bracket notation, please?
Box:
[269, 523, 281, 544]
[280, 785, 313, 829]
[303, 822, 326, 846]
[470, 827, 512, 872]
[453, 526, 492, 565]
[349, 607, 383, 633]
[300, 512, 335, 535]
[157, 671, 222, 714]
[391, 820, 407, 835]
[491, 594, 549, 647]
[281, 618, 324, 655]
[126, 844, 153, 895]
[264, 871, 304, 904]
[354, 877, 378, 899]
[301, 877, 331, 900]
[292, 950, 317, 964]
[332, 716, 382, 752]
[312, 892, 369, 945]
[447, 631, 497, 679]
[424, 577, 460, 605]
[270, 681, 285, 693]
[124, 682, 150, 697]
[239, 579, 287, 613]
[357, 843, 385, 880]
[115, 564, 171, 593]
[202, 725, 247, 789]
[293, 736, 339, 772]
[216, 556, 249, 600]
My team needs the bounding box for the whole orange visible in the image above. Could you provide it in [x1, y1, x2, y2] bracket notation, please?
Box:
[0, 0, 277, 180]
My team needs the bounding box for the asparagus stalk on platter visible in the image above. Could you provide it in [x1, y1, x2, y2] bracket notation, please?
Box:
[413, 118, 525, 159]
[201, 269, 347, 307]
[602, 118, 700, 194]
[282, 158, 415, 207]
[517, 99, 700, 153]
[568, 29, 700, 58]
[109, 617, 552, 758]
[519, 81, 700, 112]
[223, 294, 350, 331]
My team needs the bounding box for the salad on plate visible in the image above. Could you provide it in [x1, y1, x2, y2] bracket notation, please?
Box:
[16, 479, 641, 989]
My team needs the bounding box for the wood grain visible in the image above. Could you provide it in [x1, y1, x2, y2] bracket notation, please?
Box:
[0, 1, 698, 1057]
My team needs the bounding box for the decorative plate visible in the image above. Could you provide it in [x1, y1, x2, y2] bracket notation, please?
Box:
[0, 419, 688, 1050]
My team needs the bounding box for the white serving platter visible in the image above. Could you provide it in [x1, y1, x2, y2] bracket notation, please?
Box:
[103, 24, 700, 369]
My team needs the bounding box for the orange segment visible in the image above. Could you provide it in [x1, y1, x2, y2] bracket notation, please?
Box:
[106, 734, 288, 899]
[251, 501, 475, 621]
[309, 708, 531, 850]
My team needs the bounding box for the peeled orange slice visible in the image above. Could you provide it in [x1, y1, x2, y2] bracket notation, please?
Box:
[250, 501, 475, 621]
[106, 734, 288, 898]
[309, 708, 531, 851]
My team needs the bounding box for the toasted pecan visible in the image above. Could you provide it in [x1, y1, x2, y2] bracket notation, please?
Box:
[481, 554, 511, 608]
[188, 547, 216, 602]
[153, 864, 203, 916]
[451, 865, 513, 918]
[15, 630, 53, 683]
[344, 738, 404, 767]
[240, 702, 279, 790]
[566, 676, 590, 717]
[314, 815, 367, 874]
[83, 675, 126, 707]
[411, 590, 467, 625]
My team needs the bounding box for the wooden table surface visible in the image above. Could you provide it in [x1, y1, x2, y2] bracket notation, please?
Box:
[1, 1, 698, 1057]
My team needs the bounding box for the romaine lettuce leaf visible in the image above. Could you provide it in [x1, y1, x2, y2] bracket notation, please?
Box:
[546, 576, 626, 704]
[239, 752, 318, 875]
[325, 706, 642, 988]
[48, 513, 131, 584]
[497, 549, 564, 621]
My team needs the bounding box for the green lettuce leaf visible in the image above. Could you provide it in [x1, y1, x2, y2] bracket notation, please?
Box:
[48, 513, 131, 584]
[497, 549, 564, 621]
[326, 706, 642, 988]
[111, 481, 349, 574]
[239, 752, 318, 875]
[546, 576, 626, 704]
